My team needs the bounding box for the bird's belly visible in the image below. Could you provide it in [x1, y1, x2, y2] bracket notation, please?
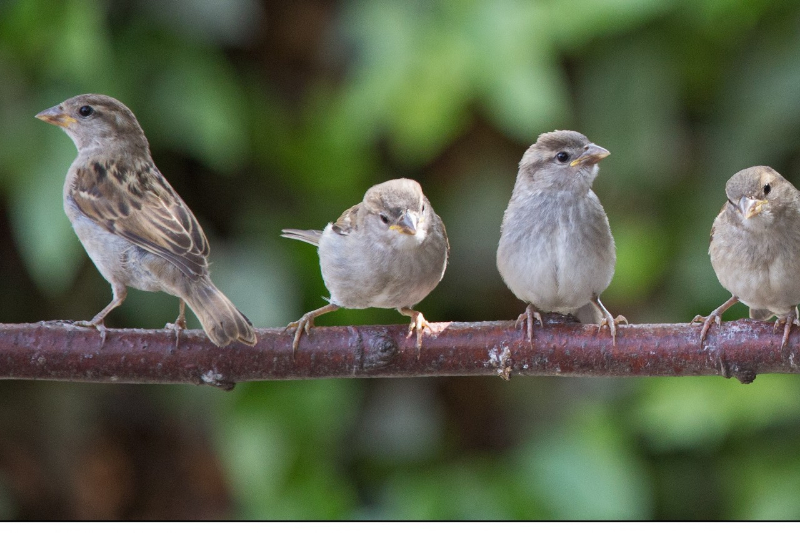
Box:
[716, 256, 800, 314]
[498, 234, 612, 313]
[319, 234, 445, 310]
[68, 211, 182, 296]
[334, 279, 432, 309]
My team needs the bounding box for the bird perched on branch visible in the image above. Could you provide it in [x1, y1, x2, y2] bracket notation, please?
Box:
[36, 94, 256, 347]
[497, 130, 625, 343]
[282, 178, 449, 352]
[693, 166, 800, 348]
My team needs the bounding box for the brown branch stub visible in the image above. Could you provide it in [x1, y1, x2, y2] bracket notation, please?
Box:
[0, 315, 797, 387]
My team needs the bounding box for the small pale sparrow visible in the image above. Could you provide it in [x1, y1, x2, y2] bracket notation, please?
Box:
[693, 165, 800, 348]
[282, 178, 449, 351]
[496, 130, 625, 343]
[36, 94, 256, 347]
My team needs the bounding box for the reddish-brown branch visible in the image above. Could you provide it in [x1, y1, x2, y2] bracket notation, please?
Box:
[0, 315, 797, 388]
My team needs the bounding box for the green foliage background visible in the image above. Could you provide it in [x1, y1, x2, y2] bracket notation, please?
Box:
[2, 0, 800, 519]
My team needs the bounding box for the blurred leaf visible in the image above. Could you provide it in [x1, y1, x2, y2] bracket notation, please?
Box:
[546, 0, 676, 51]
[666, 217, 735, 321]
[372, 460, 523, 520]
[139, 0, 264, 46]
[44, 0, 113, 84]
[725, 451, 800, 520]
[605, 216, 670, 303]
[149, 53, 249, 173]
[633, 375, 800, 452]
[355, 380, 445, 462]
[9, 128, 84, 295]
[471, 1, 570, 140]
[275, 462, 357, 519]
[706, 10, 800, 177]
[204, 238, 301, 329]
[218, 411, 293, 518]
[435, 169, 514, 318]
[337, 1, 474, 164]
[682, 0, 777, 42]
[220, 380, 361, 518]
[0, 57, 38, 189]
[383, 29, 473, 162]
[515, 406, 653, 519]
[277, 84, 380, 196]
[576, 36, 685, 192]
[480, 57, 568, 142]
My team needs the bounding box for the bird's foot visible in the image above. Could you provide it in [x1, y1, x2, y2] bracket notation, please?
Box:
[407, 312, 430, 355]
[164, 314, 187, 349]
[690, 313, 721, 346]
[774, 309, 798, 349]
[690, 295, 739, 346]
[284, 303, 340, 355]
[691, 311, 731, 377]
[591, 297, 624, 346]
[70, 288, 127, 348]
[285, 314, 316, 354]
[598, 314, 628, 346]
[398, 308, 432, 357]
[73, 318, 108, 346]
[514, 305, 543, 344]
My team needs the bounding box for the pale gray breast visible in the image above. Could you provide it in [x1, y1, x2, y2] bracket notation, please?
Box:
[711, 209, 800, 312]
[318, 221, 447, 310]
[497, 188, 615, 312]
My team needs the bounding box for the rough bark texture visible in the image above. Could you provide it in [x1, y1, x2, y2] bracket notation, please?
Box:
[1, 315, 797, 389]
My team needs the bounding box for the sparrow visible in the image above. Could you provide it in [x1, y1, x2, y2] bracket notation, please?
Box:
[282, 178, 449, 352]
[692, 166, 800, 348]
[496, 130, 626, 343]
[36, 94, 256, 347]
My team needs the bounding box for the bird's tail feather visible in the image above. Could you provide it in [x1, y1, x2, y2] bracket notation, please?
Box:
[184, 280, 256, 347]
[281, 228, 322, 246]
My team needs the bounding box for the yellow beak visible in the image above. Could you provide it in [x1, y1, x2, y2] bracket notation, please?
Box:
[35, 106, 76, 127]
[738, 196, 768, 219]
[570, 143, 610, 167]
[389, 211, 418, 235]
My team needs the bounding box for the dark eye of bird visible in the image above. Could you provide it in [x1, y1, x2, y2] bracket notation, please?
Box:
[764, 183, 771, 195]
[556, 152, 569, 163]
[78, 105, 94, 117]
[379, 214, 390, 224]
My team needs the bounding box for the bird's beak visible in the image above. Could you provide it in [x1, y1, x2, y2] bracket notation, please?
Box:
[570, 143, 610, 167]
[390, 211, 418, 235]
[35, 105, 75, 127]
[738, 196, 768, 219]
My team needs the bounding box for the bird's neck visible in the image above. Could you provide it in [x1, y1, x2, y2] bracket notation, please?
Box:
[513, 176, 592, 198]
[79, 139, 152, 162]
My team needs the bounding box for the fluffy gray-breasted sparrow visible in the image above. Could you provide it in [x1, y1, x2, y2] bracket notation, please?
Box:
[36, 94, 256, 347]
[692, 165, 800, 348]
[496, 130, 626, 343]
[282, 178, 449, 351]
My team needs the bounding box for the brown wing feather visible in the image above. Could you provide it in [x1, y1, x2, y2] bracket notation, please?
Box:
[710, 203, 727, 246]
[436, 213, 451, 261]
[331, 203, 363, 235]
[70, 159, 210, 279]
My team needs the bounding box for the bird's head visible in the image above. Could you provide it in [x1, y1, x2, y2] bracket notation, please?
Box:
[518, 130, 610, 191]
[36, 94, 148, 153]
[724, 166, 794, 226]
[364, 178, 433, 247]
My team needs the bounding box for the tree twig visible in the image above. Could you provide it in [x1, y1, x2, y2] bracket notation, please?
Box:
[0, 315, 797, 389]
